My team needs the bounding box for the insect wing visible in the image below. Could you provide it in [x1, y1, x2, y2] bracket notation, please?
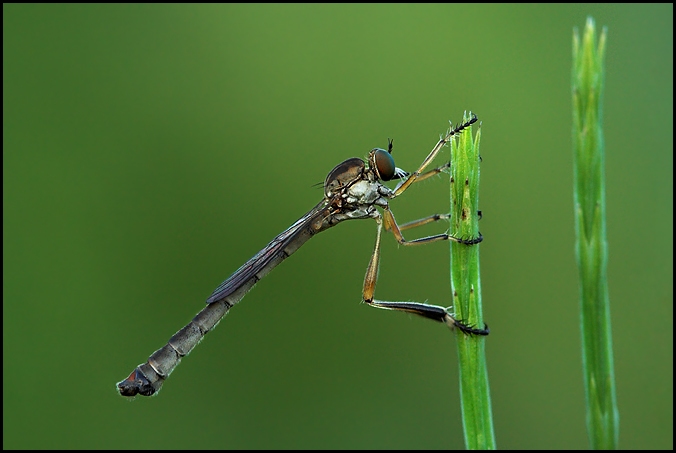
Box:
[206, 201, 329, 304]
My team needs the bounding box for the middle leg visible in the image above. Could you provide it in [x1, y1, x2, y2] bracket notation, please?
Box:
[362, 214, 488, 335]
[383, 206, 482, 246]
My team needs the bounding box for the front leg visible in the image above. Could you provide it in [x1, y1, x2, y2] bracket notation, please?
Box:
[392, 114, 478, 198]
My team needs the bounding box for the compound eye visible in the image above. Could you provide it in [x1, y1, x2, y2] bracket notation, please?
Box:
[374, 148, 396, 181]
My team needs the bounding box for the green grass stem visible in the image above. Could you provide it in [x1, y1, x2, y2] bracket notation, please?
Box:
[449, 114, 495, 450]
[572, 17, 619, 449]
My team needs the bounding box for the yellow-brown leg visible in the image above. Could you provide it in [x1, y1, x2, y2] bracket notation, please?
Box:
[384, 206, 482, 246]
[362, 213, 488, 335]
[392, 114, 477, 197]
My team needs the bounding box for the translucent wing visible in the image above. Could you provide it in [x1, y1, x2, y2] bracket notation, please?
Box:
[206, 200, 330, 304]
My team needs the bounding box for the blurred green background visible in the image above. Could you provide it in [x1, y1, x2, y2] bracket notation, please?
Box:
[3, 4, 672, 449]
